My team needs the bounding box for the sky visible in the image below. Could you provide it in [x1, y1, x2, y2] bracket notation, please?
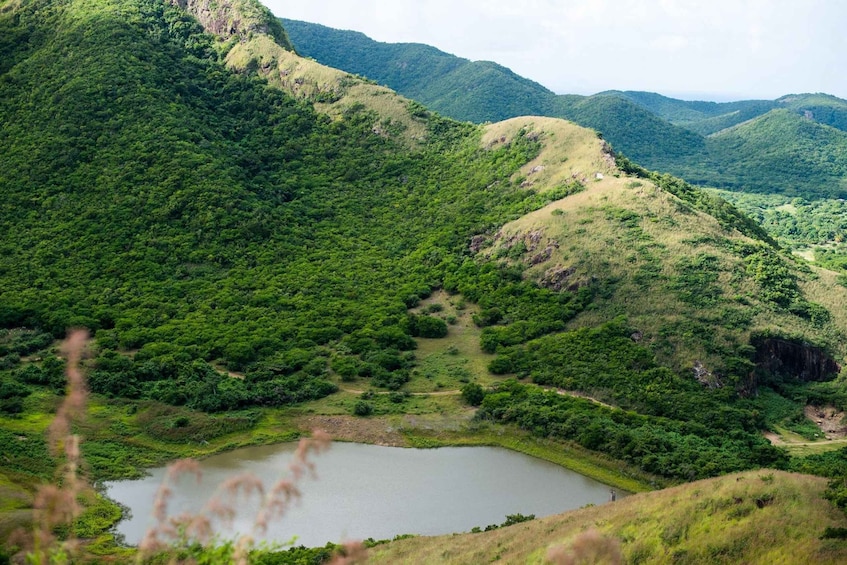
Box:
[265, 0, 847, 102]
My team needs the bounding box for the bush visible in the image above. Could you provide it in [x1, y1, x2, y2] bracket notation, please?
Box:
[407, 314, 448, 338]
[353, 401, 373, 416]
[821, 527, 847, 540]
[472, 308, 502, 328]
[461, 382, 484, 406]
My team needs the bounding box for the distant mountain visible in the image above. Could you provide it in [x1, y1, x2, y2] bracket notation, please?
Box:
[549, 93, 706, 166]
[603, 91, 847, 136]
[598, 90, 779, 135]
[692, 110, 847, 194]
[284, 19, 847, 198]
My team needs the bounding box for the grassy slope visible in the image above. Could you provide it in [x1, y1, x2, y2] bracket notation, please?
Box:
[224, 33, 429, 144]
[368, 470, 847, 564]
[475, 117, 847, 373]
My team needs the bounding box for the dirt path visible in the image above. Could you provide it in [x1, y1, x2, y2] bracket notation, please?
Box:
[338, 385, 614, 404]
[764, 432, 847, 448]
[546, 387, 615, 409]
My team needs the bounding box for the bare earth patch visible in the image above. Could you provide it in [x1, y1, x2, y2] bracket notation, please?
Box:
[763, 431, 785, 445]
[296, 411, 478, 448]
[805, 405, 847, 439]
[297, 415, 409, 447]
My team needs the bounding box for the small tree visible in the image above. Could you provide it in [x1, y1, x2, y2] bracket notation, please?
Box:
[353, 400, 374, 416]
[461, 382, 484, 406]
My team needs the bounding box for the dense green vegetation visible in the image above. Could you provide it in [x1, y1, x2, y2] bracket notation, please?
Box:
[605, 91, 847, 134]
[599, 90, 779, 135]
[672, 110, 847, 196]
[3, 0, 847, 561]
[714, 189, 847, 276]
[476, 379, 785, 481]
[284, 19, 847, 199]
[716, 191, 847, 247]
[475, 318, 843, 481]
[0, 0, 584, 409]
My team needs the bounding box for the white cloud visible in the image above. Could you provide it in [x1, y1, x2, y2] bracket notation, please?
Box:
[649, 35, 690, 52]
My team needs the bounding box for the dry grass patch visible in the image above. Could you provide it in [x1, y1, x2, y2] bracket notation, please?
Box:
[801, 266, 847, 340]
[482, 117, 616, 191]
[225, 35, 426, 144]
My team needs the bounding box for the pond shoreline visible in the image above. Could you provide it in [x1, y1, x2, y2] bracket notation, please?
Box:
[104, 439, 630, 548]
[292, 413, 662, 493]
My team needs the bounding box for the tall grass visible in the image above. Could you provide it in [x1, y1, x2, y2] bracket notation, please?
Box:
[14, 330, 365, 564]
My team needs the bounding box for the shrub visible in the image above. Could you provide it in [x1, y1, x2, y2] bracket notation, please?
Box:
[407, 314, 448, 338]
[461, 383, 484, 406]
[821, 527, 847, 540]
[353, 401, 374, 416]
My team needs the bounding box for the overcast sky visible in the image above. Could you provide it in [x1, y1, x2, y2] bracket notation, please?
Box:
[265, 0, 846, 102]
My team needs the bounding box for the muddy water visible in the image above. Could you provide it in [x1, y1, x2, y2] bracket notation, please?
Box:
[104, 442, 621, 547]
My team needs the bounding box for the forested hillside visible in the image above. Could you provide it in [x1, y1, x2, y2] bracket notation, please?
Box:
[284, 19, 847, 199]
[3, 0, 847, 561]
[0, 0, 576, 410]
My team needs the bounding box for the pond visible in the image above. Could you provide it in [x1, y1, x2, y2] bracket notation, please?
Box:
[104, 442, 623, 547]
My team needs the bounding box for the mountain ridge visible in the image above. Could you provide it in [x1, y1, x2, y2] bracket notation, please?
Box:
[283, 18, 847, 198]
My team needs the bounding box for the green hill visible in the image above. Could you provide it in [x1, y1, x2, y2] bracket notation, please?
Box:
[283, 19, 847, 198]
[603, 91, 847, 138]
[549, 93, 706, 166]
[2, 0, 847, 561]
[696, 110, 847, 195]
[282, 19, 711, 178]
[778, 93, 847, 132]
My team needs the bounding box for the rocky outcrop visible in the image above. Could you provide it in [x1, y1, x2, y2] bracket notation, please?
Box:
[693, 360, 722, 389]
[169, 0, 294, 49]
[753, 337, 840, 382]
[539, 265, 588, 292]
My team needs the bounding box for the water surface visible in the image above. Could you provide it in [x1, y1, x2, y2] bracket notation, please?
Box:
[105, 442, 621, 547]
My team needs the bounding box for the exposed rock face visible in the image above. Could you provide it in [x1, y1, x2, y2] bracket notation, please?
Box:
[693, 360, 722, 389]
[469, 235, 487, 254]
[539, 265, 576, 291]
[753, 337, 840, 382]
[169, 0, 294, 49]
[529, 245, 554, 265]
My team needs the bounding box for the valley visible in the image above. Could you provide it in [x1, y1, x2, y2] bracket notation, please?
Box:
[1, 0, 847, 562]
